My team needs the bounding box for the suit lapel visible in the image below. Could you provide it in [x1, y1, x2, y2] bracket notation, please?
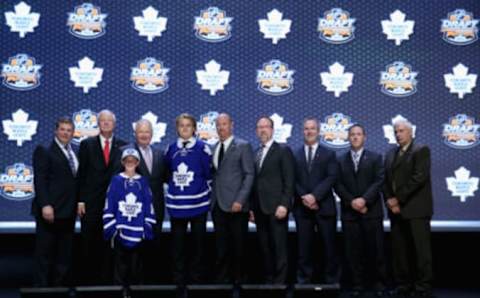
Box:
[259, 141, 277, 174]
[51, 141, 74, 177]
[219, 138, 236, 170]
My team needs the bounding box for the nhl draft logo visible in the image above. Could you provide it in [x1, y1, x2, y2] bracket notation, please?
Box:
[1, 54, 42, 91]
[319, 113, 354, 149]
[5, 1, 40, 38]
[442, 114, 480, 149]
[258, 9, 292, 44]
[2, 109, 38, 146]
[119, 193, 142, 221]
[0, 163, 34, 201]
[197, 112, 219, 145]
[381, 10, 415, 46]
[173, 163, 194, 191]
[446, 167, 479, 202]
[441, 9, 478, 45]
[257, 60, 295, 96]
[67, 3, 107, 39]
[383, 115, 416, 144]
[194, 7, 233, 42]
[318, 8, 356, 44]
[380, 61, 418, 97]
[133, 6, 167, 42]
[270, 113, 292, 143]
[130, 58, 170, 94]
[132, 111, 167, 144]
[444, 63, 477, 99]
[71, 109, 99, 145]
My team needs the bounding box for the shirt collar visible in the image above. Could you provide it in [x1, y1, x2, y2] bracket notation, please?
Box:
[177, 137, 196, 149]
[262, 138, 274, 149]
[99, 134, 113, 144]
[55, 137, 69, 150]
[400, 141, 412, 153]
[351, 147, 364, 157]
[219, 135, 234, 148]
[304, 142, 318, 151]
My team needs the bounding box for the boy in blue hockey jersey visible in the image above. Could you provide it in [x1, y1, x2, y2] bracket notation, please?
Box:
[103, 148, 156, 291]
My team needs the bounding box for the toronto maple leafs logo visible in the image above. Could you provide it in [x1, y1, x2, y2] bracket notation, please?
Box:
[72, 109, 99, 145]
[258, 9, 292, 44]
[318, 8, 356, 44]
[380, 61, 418, 97]
[319, 113, 354, 148]
[320, 62, 354, 97]
[130, 58, 169, 94]
[270, 113, 292, 143]
[67, 3, 107, 39]
[132, 111, 167, 144]
[69, 57, 103, 93]
[446, 167, 479, 202]
[1, 54, 42, 91]
[119, 192, 142, 221]
[196, 60, 229, 96]
[2, 109, 38, 146]
[133, 6, 167, 42]
[194, 7, 233, 42]
[0, 163, 34, 201]
[383, 115, 417, 144]
[173, 162, 194, 191]
[441, 9, 479, 45]
[442, 114, 480, 149]
[5, 1, 40, 38]
[197, 111, 219, 145]
[257, 60, 295, 96]
[444, 63, 477, 99]
[381, 10, 415, 46]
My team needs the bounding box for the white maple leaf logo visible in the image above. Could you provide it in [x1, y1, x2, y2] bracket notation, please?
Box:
[119, 192, 143, 221]
[381, 10, 415, 46]
[69, 57, 104, 93]
[133, 6, 167, 42]
[270, 113, 292, 143]
[383, 115, 417, 144]
[2, 109, 38, 146]
[258, 9, 292, 44]
[132, 111, 167, 144]
[320, 62, 354, 97]
[444, 63, 477, 99]
[5, 1, 40, 38]
[446, 167, 479, 202]
[173, 162, 194, 191]
[196, 60, 230, 96]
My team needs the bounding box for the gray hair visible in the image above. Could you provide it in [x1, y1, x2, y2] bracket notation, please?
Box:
[135, 118, 153, 133]
[98, 109, 116, 123]
[393, 119, 413, 131]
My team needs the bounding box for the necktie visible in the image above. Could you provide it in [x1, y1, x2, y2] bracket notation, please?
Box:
[307, 146, 313, 172]
[353, 152, 360, 172]
[218, 142, 225, 169]
[65, 144, 77, 176]
[143, 146, 152, 174]
[103, 139, 110, 166]
[182, 141, 189, 148]
[256, 145, 265, 170]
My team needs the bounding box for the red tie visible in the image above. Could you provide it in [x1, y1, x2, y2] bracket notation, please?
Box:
[103, 139, 110, 166]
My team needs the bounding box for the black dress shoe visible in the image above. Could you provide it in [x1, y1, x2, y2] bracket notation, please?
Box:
[375, 290, 385, 297]
[349, 290, 363, 297]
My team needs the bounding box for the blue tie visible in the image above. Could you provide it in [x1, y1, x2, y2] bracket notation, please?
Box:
[65, 144, 77, 176]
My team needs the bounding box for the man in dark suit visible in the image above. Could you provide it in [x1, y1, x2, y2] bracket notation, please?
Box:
[335, 124, 387, 297]
[293, 117, 338, 284]
[124, 118, 166, 283]
[32, 117, 78, 287]
[211, 113, 255, 285]
[383, 120, 433, 298]
[251, 116, 295, 284]
[77, 110, 126, 285]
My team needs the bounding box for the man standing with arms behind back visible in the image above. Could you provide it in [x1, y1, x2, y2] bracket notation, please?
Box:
[77, 110, 126, 285]
[211, 113, 255, 286]
[384, 119, 433, 298]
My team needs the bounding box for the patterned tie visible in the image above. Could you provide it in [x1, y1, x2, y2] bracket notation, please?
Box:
[353, 151, 360, 172]
[65, 144, 76, 176]
[307, 146, 313, 172]
[255, 145, 265, 170]
[218, 142, 225, 169]
[103, 139, 110, 166]
[143, 146, 153, 174]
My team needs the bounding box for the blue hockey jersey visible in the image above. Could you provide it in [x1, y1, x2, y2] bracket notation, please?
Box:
[164, 137, 212, 218]
[103, 173, 156, 248]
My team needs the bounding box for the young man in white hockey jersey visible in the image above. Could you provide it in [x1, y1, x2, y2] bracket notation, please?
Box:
[103, 148, 156, 296]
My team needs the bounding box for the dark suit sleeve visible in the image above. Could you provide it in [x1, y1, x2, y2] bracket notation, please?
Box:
[33, 146, 51, 208]
[362, 154, 385, 205]
[280, 146, 295, 209]
[235, 143, 255, 205]
[334, 158, 355, 207]
[383, 152, 394, 200]
[396, 146, 431, 204]
[76, 139, 89, 203]
[312, 150, 338, 202]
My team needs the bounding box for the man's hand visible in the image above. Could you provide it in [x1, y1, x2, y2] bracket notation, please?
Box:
[77, 202, 86, 218]
[386, 197, 399, 209]
[231, 202, 242, 213]
[302, 194, 317, 210]
[275, 205, 288, 220]
[42, 205, 54, 223]
[391, 205, 401, 214]
[351, 197, 366, 212]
